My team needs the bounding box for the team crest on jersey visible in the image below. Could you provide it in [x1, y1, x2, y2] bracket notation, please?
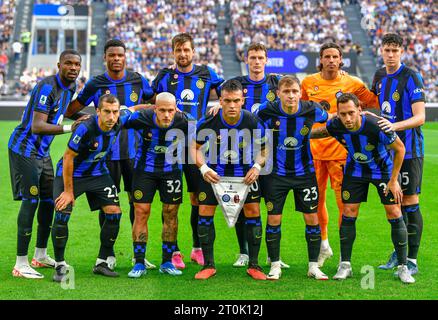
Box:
[39, 95, 47, 105]
[130, 92, 138, 102]
[134, 190, 143, 200]
[196, 79, 205, 89]
[243, 88, 248, 94]
[105, 90, 111, 94]
[335, 90, 343, 99]
[392, 91, 400, 102]
[314, 86, 319, 91]
[173, 74, 178, 79]
[266, 201, 274, 212]
[300, 126, 309, 136]
[199, 192, 207, 201]
[266, 91, 276, 102]
[382, 101, 391, 113]
[275, 120, 281, 128]
[365, 144, 375, 151]
[342, 191, 350, 200]
[30, 186, 39, 196]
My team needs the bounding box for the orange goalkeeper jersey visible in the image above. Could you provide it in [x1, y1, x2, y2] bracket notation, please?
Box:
[301, 72, 378, 161]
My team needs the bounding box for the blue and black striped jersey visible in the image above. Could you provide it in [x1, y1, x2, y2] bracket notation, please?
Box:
[372, 64, 426, 159]
[76, 70, 154, 161]
[257, 100, 328, 177]
[152, 65, 224, 120]
[124, 109, 191, 174]
[196, 109, 266, 177]
[231, 74, 280, 113]
[8, 74, 76, 158]
[326, 115, 397, 180]
[56, 112, 130, 178]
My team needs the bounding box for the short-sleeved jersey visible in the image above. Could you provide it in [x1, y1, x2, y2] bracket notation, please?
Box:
[124, 109, 191, 174]
[56, 113, 130, 178]
[76, 70, 154, 160]
[326, 115, 397, 180]
[231, 74, 280, 113]
[371, 64, 426, 159]
[196, 109, 266, 177]
[152, 65, 224, 120]
[8, 74, 76, 159]
[301, 72, 379, 161]
[257, 100, 328, 177]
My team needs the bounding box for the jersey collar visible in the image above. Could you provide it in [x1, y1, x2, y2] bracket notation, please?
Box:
[246, 75, 267, 84]
[104, 70, 127, 83]
[386, 63, 405, 77]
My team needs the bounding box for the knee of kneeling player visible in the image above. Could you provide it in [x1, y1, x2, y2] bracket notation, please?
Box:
[304, 213, 319, 225]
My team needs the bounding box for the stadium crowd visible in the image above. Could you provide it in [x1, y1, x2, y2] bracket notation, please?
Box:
[360, 0, 437, 101]
[229, 0, 358, 61]
[0, 0, 15, 93]
[1, 0, 436, 102]
[106, 0, 223, 81]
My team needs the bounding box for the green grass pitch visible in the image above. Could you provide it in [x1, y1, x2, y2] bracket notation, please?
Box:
[0, 121, 437, 300]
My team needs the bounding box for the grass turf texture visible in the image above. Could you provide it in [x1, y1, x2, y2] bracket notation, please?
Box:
[0, 121, 437, 300]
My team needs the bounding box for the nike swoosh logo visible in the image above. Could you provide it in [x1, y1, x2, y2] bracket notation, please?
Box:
[173, 197, 182, 201]
[171, 81, 179, 85]
[54, 107, 60, 112]
[266, 239, 277, 242]
[398, 242, 407, 246]
[310, 205, 318, 210]
[256, 235, 262, 239]
[272, 129, 280, 132]
[24, 232, 32, 236]
[407, 232, 417, 236]
[340, 237, 347, 241]
[56, 236, 67, 239]
[309, 238, 320, 242]
[389, 198, 395, 202]
[198, 233, 208, 238]
[110, 238, 116, 242]
[251, 196, 260, 200]
[402, 188, 407, 191]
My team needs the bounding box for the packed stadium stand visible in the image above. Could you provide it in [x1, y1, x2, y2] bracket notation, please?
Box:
[0, 0, 436, 102]
[359, 0, 437, 102]
[106, 0, 223, 81]
[230, 0, 358, 61]
[0, 0, 15, 93]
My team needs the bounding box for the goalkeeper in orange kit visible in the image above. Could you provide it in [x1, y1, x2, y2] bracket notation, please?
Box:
[301, 43, 378, 267]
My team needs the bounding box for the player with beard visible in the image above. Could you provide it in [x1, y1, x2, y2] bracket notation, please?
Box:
[65, 39, 155, 270]
[152, 33, 224, 269]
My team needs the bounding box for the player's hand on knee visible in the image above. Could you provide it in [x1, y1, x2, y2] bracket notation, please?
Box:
[386, 179, 403, 204]
[55, 192, 75, 211]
